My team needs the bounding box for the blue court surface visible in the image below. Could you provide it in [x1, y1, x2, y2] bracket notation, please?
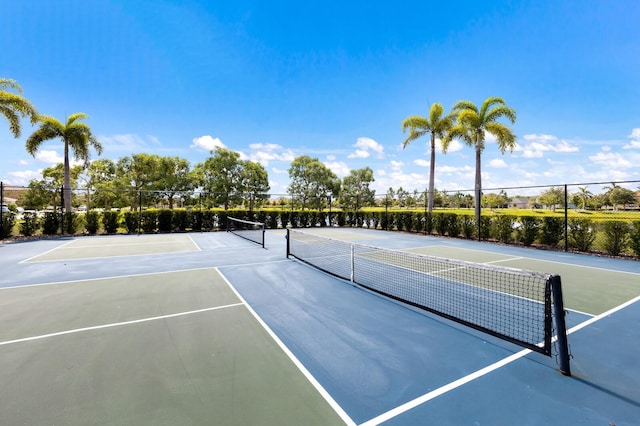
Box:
[1, 228, 639, 425]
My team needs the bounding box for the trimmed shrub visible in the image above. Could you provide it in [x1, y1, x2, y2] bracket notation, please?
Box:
[434, 213, 448, 236]
[460, 215, 475, 239]
[424, 212, 434, 235]
[567, 218, 597, 252]
[21, 211, 39, 237]
[629, 221, 640, 256]
[172, 210, 189, 231]
[102, 211, 119, 234]
[601, 220, 629, 256]
[65, 212, 81, 234]
[140, 210, 157, 233]
[43, 212, 60, 235]
[479, 216, 492, 241]
[85, 211, 100, 234]
[492, 215, 515, 244]
[540, 217, 564, 247]
[1, 212, 16, 239]
[517, 216, 541, 246]
[123, 211, 140, 233]
[445, 213, 460, 237]
[158, 209, 173, 232]
[201, 211, 216, 230]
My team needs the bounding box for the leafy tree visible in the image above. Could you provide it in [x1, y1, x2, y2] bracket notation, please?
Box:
[537, 187, 564, 211]
[86, 158, 119, 209]
[194, 148, 244, 209]
[157, 156, 193, 209]
[0, 78, 38, 138]
[239, 160, 270, 211]
[609, 187, 637, 210]
[574, 186, 592, 210]
[287, 156, 340, 210]
[445, 97, 517, 225]
[21, 179, 56, 210]
[26, 113, 102, 212]
[401, 102, 455, 212]
[116, 153, 162, 208]
[339, 167, 375, 210]
[483, 191, 509, 210]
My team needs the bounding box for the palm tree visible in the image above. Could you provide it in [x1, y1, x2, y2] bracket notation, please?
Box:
[577, 186, 592, 210]
[445, 97, 517, 225]
[26, 113, 102, 212]
[401, 102, 455, 212]
[0, 78, 38, 138]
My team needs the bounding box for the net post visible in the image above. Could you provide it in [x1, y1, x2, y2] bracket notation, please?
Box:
[286, 228, 291, 258]
[261, 223, 265, 249]
[350, 243, 354, 283]
[550, 275, 571, 376]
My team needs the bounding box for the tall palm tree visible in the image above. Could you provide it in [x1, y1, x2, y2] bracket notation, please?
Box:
[577, 186, 592, 210]
[26, 113, 102, 212]
[445, 97, 516, 225]
[0, 78, 38, 138]
[401, 102, 455, 212]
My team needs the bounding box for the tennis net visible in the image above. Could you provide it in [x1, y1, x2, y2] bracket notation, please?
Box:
[227, 216, 265, 248]
[286, 229, 571, 374]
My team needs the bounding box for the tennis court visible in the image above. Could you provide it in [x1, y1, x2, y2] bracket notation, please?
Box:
[1, 228, 639, 425]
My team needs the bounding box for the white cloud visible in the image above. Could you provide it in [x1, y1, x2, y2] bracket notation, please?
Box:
[249, 142, 283, 151]
[100, 133, 159, 152]
[6, 169, 43, 186]
[18, 159, 29, 166]
[413, 159, 430, 167]
[190, 135, 226, 151]
[489, 159, 507, 168]
[348, 137, 384, 159]
[246, 142, 295, 165]
[348, 149, 370, 159]
[589, 151, 634, 168]
[35, 150, 63, 164]
[324, 159, 350, 177]
[389, 160, 404, 171]
[271, 167, 288, 174]
[623, 128, 640, 149]
[515, 134, 579, 158]
[438, 138, 463, 153]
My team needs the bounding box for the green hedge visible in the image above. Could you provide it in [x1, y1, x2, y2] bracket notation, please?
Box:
[7, 208, 639, 258]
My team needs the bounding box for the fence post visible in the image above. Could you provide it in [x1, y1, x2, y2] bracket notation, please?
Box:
[1, 181, 4, 236]
[564, 184, 568, 252]
[60, 185, 65, 234]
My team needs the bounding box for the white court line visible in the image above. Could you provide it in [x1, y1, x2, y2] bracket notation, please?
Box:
[20, 239, 76, 263]
[217, 268, 357, 426]
[359, 291, 640, 425]
[56, 240, 197, 248]
[187, 233, 202, 251]
[0, 303, 243, 347]
[0, 259, 290, 291]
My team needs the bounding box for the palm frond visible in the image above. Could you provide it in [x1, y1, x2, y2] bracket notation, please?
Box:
[485, 104, 516, 124]
[479, 97, 506, 117]
[452, 100, 477, 113]
[485, 122, 517, 153]
[401, 116, 429, 132]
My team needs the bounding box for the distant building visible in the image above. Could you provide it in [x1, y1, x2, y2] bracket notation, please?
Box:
[509, 197, 532, 209]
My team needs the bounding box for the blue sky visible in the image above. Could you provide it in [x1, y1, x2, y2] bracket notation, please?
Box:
[1, 0, 639, 197]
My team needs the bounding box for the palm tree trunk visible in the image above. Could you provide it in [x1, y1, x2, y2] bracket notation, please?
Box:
[428, 134, 436, 212]
[63, 139, 72, 212]
[474, 135, 482, 229]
